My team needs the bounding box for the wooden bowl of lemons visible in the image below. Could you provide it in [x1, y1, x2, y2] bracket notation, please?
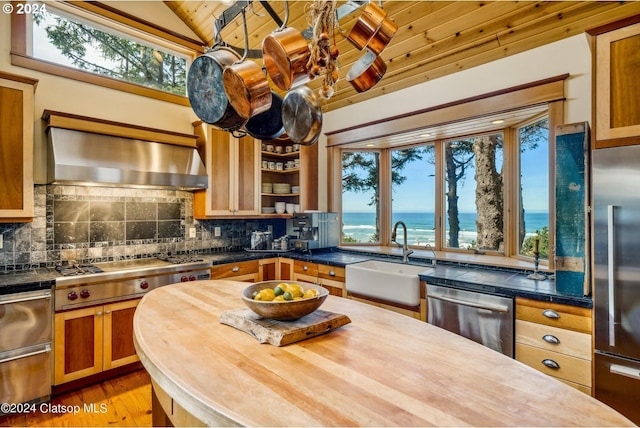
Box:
[241, 281, 329, 321]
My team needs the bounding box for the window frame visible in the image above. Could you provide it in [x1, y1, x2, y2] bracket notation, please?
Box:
[10, 1, 203, 105]
[329, 77, 565, 268]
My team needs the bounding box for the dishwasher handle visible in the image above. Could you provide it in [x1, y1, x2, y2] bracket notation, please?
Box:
[428, 293, 510, 313]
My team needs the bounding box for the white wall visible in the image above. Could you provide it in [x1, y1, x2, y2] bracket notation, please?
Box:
[318, 34, 593, 210]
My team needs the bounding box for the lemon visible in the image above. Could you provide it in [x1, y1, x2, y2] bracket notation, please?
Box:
[260, 288, 276, 301]
[287, 283, 304, 298]
[303, 289, 318, 299]
[273, 295, 285, 302]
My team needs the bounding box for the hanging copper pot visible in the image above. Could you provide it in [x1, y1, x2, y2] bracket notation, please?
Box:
[223, 7, 272, 120]
[347, 1, 398, 55]
[346, 50, 387, 93]
[262, 0, 311, 91]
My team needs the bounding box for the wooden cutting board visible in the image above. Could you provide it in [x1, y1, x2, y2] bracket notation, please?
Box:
[219, 308, 351, 346]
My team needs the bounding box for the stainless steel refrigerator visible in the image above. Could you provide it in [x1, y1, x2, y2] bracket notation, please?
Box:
[593, 145, 640, 425]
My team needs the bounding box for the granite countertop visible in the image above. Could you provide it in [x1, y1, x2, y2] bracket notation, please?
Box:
[421, 264, 592, 308]
[0, 268, 57, 295]
[0, 248, 591, 308]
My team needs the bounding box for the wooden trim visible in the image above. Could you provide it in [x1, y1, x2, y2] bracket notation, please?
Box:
[326, 75, 568, 147]
[586, 13, 640, 36]
[69, 1, 206, 52]
[0, 71, 38, 88]
[42, 110, 198, 147]
[594, 135, 640, 149]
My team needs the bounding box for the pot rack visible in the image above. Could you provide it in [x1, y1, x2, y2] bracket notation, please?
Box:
[213, 0, 367, 58]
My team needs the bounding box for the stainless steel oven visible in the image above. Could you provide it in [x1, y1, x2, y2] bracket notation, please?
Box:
[0, 288, 52, 412]
[427, 284, 514, 357]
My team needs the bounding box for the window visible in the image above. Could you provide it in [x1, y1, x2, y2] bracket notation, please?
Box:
[11, 2, 200, 104]
[444, 133, 504, 251]
[341, 151, 380, 244]
[517, 117, 550, 259]
[391, 146, 436, 246]
[32, 7, 188, 96]
[329, 76, 564, 265]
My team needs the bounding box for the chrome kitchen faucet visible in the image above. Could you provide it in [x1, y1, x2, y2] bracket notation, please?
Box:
[391, 221, 413, 263]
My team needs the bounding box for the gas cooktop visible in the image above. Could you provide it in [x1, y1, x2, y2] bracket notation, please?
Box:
[55, 263, 104, 276]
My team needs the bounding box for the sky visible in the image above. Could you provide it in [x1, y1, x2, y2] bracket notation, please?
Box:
[343, 140, 549, 213]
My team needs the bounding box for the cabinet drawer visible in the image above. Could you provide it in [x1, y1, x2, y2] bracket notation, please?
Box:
[515, 320, 591, 360]
[515, 297, 592, 333]
[516, 343, 591, 387]
[210, 260, 259, 279]
[293, 260, 318, 277]
[317, 264, 345, 282]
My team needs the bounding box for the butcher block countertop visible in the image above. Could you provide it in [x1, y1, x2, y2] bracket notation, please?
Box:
[133, 280, 633, 427]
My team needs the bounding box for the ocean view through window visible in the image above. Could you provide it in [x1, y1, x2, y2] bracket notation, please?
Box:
[342, 211, 549, 246]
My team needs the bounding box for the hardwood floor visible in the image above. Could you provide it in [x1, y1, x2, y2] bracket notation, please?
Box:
[0, 370, 152, 427]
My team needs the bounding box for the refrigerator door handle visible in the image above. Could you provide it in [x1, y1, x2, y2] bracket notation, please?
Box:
[610, 364, 640, 381]
[607, 205, 616, 347]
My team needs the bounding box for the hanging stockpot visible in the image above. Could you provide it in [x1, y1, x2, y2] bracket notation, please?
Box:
[223, 7, 272, 120]
[345, 1, 396, 93]
[187, 40, 247, 132]
[281, 85, 323, 146]
[262, 0, 311, 91]
[244, 90, 285, 140]
[346, 49, 387, 93]
[346, 0, 398, 55]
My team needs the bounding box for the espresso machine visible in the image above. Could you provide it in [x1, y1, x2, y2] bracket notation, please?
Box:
[289, 212, 339, 251]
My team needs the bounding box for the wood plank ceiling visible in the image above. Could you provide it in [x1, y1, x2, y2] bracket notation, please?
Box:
[164, 1, 640, 113]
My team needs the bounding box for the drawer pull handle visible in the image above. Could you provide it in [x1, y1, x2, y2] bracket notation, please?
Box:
[232, 266, 240, 272]
[329, 270, 335, 276]
[542, 334, 560, 344]
[542, 359, 560, 370]
[542, 309, 560, 319]
[303, 266, 308, 271]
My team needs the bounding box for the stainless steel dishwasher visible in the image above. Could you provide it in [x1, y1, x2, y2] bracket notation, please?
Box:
[427, 284, 514, 357]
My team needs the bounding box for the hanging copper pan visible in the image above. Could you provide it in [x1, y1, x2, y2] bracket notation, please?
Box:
[282, 85, 322, 146]
[347, 1, 398, 55]
[262, 0, 310, 91]
[346, 50, 387, 93]
[223, 8, 272, 120]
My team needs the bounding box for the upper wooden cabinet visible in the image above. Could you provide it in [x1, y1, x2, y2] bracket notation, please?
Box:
[591, 16, 640, 147]
[0, 72, 37, 221]
[194, 125, 260, 218]
[193, 121, 319, 218]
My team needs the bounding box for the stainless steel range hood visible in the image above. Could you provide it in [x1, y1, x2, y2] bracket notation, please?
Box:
[46, 127, 208, 190]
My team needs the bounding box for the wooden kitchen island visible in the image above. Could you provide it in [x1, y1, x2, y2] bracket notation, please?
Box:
[133, 280, 633, 427]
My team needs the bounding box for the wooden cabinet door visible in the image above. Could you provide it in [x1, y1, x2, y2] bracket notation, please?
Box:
[259, 258, 278, 281]
[194, 127, 259, 217]
[595, 21, 640, 142]
[0, 74, 36, 221]
[234, 134, 260, 215]
[103, 299, 140, 370]
[54, 307, 103, 385]
[278, 258, 294, 280]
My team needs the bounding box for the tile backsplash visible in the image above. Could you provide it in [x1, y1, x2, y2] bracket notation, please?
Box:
[0, 185, 285, 271]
